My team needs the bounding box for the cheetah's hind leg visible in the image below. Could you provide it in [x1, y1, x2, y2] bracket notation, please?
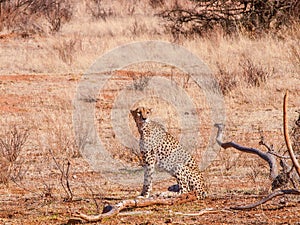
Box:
[168, 184, 180, 192]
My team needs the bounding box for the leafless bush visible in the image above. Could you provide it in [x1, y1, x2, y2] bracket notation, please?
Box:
[40, 174, 54, 198]
[38, 108, 81, 200]
[0, 125, 28, 184]
[43, 0, 73, 32]
[49, 148, 73, 201]
[0, 0, 38, 34]
[160, 0, 300, 39]
[0, 0, 72, 34]
[86, 0, 114, 21]
[149, 0, 165, 9]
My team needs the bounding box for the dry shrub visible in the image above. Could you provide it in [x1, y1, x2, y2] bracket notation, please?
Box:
[215, 56, 269, 95]
[53, 37, 82, 65]
[149, 0, 165, 9]
[240, 57, 269, 87]
[0, 0, 72, 35]
[219, 151, 242, 173]
[37, 108, 79, 199]
[86, 0, 114, 21]
[43, 0, 73, 32]
[289, 44, 300, 72]
[160, 0, 300, 39]
[215, 63, 238, 95]
[0, 125, 28, 184]
[291, 111, 300, 154]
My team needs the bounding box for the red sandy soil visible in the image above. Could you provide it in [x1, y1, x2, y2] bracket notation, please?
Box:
[0, 74, 299, 225]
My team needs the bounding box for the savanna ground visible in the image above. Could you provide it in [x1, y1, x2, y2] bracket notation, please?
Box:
[0, 1, 300, 224]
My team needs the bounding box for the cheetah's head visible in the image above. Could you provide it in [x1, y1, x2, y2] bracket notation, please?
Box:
[130, 107, 152, 127]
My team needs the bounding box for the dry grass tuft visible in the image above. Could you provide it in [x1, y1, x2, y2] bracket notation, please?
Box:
[53, 37, 82, 66]
[240, 56, 269, 87]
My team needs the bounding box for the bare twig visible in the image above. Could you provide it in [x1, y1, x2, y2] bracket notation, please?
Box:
[259, 138, 274, 152]
[283, 91, 300, 177]
[119, 210, 152, 216]
[48, 148, 73, 201]
[65, 160, 73, 201]
[214, 123, 278, 179]
[267, 151, 291, 159]
[173, 208, 232, 216]
[231, 189, 300, 210]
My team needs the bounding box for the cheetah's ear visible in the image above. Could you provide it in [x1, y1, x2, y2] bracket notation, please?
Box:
[130, 109, 135, 115]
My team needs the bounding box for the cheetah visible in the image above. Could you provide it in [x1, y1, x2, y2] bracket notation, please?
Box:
[130, 107, 207, 199]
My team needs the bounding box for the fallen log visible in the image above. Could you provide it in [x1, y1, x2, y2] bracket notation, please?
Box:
[73, 192, 197, 222]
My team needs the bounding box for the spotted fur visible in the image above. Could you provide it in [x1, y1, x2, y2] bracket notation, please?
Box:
[131, 107, 207, 199]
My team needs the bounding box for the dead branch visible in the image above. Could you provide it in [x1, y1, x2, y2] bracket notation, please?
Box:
[214, 123, 278, 179]
[48, 148, 73, 201]
[283, 91, 300, 177]
[64, 160, 73, 201]
[231, 189, 300, 210]
[73, 192, 199, 222]
[228, 92, 300, 210]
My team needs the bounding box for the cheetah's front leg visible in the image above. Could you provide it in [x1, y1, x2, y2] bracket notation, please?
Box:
[141, 162, 155, 198]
